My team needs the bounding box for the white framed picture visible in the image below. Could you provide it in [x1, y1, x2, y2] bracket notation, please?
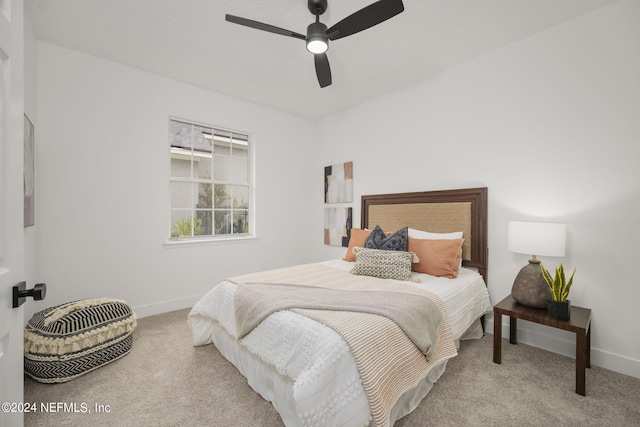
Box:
[324, 207, 352, 247]
[324, 161, 353, 203]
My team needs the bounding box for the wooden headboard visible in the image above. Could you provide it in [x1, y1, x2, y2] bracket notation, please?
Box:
[361, 187, 488, 280]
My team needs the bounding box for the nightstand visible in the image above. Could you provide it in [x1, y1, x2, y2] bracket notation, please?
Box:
[492, 294, 592, 395]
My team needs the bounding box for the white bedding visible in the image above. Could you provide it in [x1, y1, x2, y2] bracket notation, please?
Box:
[188, 260, 492, 427]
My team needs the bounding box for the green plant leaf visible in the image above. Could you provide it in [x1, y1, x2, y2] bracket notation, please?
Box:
[553, 267, 562, 300]
[562, 268, 576, 301]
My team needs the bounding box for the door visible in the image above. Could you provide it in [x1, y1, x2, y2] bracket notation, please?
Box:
[0, 1, 25, 427]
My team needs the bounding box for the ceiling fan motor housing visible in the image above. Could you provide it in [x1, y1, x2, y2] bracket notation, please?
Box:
[307, 21, 328, 41]
[306, 21, 329, 53]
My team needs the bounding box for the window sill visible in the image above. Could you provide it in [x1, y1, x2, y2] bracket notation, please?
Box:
[163, 235, 258, 248]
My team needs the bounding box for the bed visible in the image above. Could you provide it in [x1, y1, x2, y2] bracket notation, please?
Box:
[189, 187, 491, 427]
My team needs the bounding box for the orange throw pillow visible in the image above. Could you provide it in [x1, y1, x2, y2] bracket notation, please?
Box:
[408, 238, 464, 278]
[343, 228, 371, 262]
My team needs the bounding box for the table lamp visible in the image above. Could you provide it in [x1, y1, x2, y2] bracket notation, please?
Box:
[508, 221, 566, 308]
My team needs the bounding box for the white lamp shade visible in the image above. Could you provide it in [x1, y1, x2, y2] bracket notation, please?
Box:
[508, 221, 566, 257]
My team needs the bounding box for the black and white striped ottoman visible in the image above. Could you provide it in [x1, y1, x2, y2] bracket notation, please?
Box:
[24, 298, 137, 383]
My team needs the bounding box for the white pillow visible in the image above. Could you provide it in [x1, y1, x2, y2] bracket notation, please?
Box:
[408, 228, 463, 240]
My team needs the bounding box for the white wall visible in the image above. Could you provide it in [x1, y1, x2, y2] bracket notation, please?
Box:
[312, 0, 640, 378]
[31, 42, 317, 320]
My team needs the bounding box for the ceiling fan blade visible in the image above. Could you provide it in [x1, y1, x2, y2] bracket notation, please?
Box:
[226, 14, 306, 40]
[327, 0, 404, 41]
[314, 53, 332, 88]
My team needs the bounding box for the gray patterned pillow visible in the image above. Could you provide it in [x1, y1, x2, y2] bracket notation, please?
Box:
[364, 225, 408, 251]
[351, 247, 420, 282]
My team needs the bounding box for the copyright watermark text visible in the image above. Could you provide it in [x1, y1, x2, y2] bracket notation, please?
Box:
[2, 401, 111, 414]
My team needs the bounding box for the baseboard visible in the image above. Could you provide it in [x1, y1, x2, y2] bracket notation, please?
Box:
[132, 294, 202, 319]
[485, 318, 640, 380]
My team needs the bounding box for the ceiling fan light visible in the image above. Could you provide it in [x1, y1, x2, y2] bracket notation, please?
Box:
[306, 37, 328, 54]
[306, 20, 329, 54]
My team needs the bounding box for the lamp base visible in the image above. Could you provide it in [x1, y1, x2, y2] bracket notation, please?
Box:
[511, 259, 551, 309]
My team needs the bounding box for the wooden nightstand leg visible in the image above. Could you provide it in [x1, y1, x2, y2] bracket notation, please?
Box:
[493, 310, 502, 364]
[509, 317, 517, 344]
[576, 331, 586, 396]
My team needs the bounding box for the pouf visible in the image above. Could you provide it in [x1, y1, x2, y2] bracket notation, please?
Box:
[24, 298, 137, 383]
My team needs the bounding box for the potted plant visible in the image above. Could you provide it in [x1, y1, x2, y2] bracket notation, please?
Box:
[540, 263, 576, 320]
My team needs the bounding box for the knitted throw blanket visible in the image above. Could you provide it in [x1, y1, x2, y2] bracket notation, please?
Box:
[235, 283, 442, 358]
[230, 264, 457, 427]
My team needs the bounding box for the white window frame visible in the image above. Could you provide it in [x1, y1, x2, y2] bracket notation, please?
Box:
[166, 117, 255, 245]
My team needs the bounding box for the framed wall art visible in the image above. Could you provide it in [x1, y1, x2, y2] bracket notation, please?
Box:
[324, 161, 353, 203]
[324, 207, 352, 247]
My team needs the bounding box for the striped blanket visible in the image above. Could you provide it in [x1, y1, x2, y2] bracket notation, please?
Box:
[230, 264, 457, 427]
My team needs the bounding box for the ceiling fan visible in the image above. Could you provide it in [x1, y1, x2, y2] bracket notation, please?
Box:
[226, 0, 405, 88]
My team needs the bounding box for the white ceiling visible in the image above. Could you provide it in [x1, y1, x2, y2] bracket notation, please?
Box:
[26, 0, 618, 120]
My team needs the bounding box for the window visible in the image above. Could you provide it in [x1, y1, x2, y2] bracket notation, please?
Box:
[169, 118, 252, 241]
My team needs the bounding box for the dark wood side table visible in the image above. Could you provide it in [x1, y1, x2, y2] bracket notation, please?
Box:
[493, 294, 591, 396]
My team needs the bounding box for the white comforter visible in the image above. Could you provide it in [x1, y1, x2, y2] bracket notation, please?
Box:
[188, 260, 492, 427]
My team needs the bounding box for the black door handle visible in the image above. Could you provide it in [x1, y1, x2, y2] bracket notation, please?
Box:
[13, 282, 47, 308]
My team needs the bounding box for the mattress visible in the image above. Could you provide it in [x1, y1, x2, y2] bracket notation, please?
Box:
[188, 260, 491, 426]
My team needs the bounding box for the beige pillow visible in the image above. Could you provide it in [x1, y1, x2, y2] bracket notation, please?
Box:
[343, 228, 371, 262]
[408, 238, 464, 278]
[351, 247, 419, 282]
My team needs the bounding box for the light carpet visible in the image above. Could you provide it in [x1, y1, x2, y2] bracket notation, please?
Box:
[24, 308, 640, 426]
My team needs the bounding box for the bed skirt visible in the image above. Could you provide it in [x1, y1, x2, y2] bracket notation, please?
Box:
[195, 316, 451, 427]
